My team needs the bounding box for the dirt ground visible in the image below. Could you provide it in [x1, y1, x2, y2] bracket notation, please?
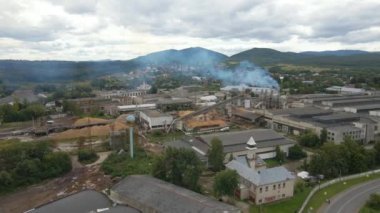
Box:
[0, 158, 113, 213]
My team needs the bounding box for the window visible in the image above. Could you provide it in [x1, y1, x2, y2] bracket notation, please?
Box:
[278, 183, 281, 189]
[259, 199, 262, 203]
[259, 187, 262, 193]
[283, 182, 286, 188]
[282, 194, 285, 198]
[273, 185, 276, 190]
[265, 186, 268, 192]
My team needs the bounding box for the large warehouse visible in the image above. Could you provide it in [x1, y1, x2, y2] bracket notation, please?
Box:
[166, 129, 295, 160]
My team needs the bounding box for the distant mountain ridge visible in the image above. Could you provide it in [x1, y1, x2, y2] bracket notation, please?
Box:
[301, 50, 369, 56]
[229, 48, 380, 68]
[134, 47, 228, 65]
[0, 47, 379, 83]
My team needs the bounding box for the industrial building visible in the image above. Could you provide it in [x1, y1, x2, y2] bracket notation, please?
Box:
[139, 110, 173, 131]
[110, 175, 240, 213]
[183, 119, 228, 133]
[67, 97, 112, 114]
[325, 86, 365, 94]
[199, 129, 295, 159]
[156, 97, 193, 111]
[344, 104, 380, 114]
[232, 108, 264, 125]
[266, 107, 376, 143]
[221, 85, 278, 95]
[28, 190, 139, 213]
[166, 129, 295, 161]
[96, 90, 147, 99]
[118, 104, 156, 113]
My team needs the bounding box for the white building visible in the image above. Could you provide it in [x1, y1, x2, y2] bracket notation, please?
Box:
[118, 104, 156, 112]
[139, 110, 173, 131]
[221, 84, 278, 95]
[326, 86, 365, 94]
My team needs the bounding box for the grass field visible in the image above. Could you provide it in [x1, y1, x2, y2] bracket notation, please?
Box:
[101, 147, 154, 177]
[250, 186, 312, 213]
[304, 172, 380, 212]
[0, 120, 32, 130]
[146, 131, 184, 144]
[360, 205, 380, 213]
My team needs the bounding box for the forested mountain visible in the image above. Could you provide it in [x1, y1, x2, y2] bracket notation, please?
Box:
[135, 47, 228, 65]
[0, 47, 379, 83]
[228, 48, 380, 68]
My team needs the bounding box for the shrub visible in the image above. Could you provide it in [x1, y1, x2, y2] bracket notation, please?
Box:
[288, 145, 307, 160]
[367, 193, 380, 210]
[78, 149, 99, 164]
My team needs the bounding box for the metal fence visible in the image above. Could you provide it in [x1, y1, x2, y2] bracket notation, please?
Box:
[298, 169, 380, 213]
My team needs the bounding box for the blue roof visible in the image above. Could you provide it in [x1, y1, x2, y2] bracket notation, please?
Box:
[226, 160, 294, 186]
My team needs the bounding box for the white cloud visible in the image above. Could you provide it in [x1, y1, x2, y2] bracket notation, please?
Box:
[0, 0, 379, 60]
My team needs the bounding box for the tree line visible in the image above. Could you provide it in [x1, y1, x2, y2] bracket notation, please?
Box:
[0, 140, 72, 193]
[0, 101, 45, 123]
[306, 138, 380, 178]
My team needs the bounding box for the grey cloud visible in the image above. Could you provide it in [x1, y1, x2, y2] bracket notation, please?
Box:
[1, 0, 380, 60]
[97, 0, 380, 44]
[50, 0, 99, 14]
[0, 16, 72, 41]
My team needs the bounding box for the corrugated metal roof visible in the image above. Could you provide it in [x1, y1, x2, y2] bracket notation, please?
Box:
[199, 129, 294, 147]
[30, 190, 139, 213]
[111, 175, 240, 213]
[226, 160, 295, 186]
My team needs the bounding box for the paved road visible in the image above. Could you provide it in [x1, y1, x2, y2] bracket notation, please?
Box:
[323, 179, 380, 213]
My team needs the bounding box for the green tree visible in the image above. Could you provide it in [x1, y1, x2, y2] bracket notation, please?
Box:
[78, 149, 99, 164]
[288, 145, 307, 160]
[152, 147, 203, 192]
[42, 152, 72, 178]
[213, 170, 239, 197]
[374, 141, 380, 165]
[62, 100, 81, 115]
[320, 128, 328, 145]
[15, 159, 42, 184]
[341, 137, 368, 174]
[208, 137, 224, 172]
[275, 146, 286, 164]
[0, 171, 13, 190]
[0, 140, 72, 192]
[298, 130, 321, 147]
[308, 138, 374, 178]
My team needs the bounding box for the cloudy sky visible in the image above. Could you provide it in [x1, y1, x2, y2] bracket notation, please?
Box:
[0, 0, 379, 60]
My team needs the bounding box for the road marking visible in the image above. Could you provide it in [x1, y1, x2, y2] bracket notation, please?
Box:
[336, 185, 380, 213]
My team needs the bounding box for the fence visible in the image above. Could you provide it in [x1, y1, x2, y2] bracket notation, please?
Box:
[298, 168, 380, 213]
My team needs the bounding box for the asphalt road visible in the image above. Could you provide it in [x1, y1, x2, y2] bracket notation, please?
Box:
[323, 179, 380, 213]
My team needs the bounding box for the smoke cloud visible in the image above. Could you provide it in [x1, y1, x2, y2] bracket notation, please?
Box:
[207, 61, 279, 89]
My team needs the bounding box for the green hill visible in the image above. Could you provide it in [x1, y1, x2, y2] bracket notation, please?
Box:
[229, 48, 380, 69]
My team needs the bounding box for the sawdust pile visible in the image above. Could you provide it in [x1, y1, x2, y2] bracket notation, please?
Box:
[73, 117, 109, 126]
[51, 119, 129, 140]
